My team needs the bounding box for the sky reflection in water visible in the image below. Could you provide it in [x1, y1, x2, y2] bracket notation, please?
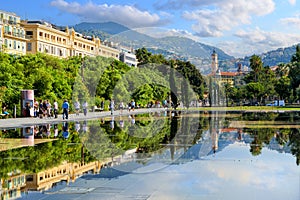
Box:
[2, 111, 299, 200]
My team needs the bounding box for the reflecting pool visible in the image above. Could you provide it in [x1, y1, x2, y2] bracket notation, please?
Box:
[0, 110, 299, 200]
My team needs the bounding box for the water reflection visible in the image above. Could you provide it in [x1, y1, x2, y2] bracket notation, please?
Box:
[0, 111, 299, 199]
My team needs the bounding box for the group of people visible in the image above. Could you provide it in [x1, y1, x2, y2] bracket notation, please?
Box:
[34, 99, 58, 119]
[33, 99, 88, 120]
[109, 99, 136, 115]
[28, 98, 140, 119]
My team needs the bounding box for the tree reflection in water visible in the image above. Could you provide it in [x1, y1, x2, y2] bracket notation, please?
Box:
[0, 111, 300, 199]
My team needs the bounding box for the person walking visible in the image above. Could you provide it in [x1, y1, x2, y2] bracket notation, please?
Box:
[74, 100, 80, 116]
[100, 100, 104, 111]
[82, 100, 88, 116]
[131, 99, 136, 111]
[46, 100, 52, 118]
[62, 99, 69, 120]
[109, 99, 115, 115]
[53, 100, 58, 118]
[39, 100, 44, 119]
[34, 99, 39, 117]
[119, 101, 124, 114]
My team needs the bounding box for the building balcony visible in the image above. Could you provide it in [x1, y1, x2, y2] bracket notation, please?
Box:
[4, 31, 25, 39]
[8, 20, 17, 25]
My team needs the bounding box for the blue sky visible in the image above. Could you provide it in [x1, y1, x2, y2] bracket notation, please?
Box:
[1, 0, 300, 57]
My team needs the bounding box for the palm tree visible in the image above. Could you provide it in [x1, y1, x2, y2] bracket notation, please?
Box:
[249, 55, 263, 82]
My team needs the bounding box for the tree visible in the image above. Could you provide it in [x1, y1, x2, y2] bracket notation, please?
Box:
[135, 47, 152, 65]
[249, 55, 263, 82]
[244, 82, 264, 103]
[289, 46, 300, 101]
[275, 76, 291, 100]
[291, 45, 300, 63]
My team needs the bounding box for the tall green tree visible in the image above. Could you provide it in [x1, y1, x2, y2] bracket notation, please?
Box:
[275, 76, 291, 100]
[247, 55, 264, 83]
[288, 45, 300, 101]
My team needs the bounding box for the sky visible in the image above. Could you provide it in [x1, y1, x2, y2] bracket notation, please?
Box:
[1, 0, 300, 58]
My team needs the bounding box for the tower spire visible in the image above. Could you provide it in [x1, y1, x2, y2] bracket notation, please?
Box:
[211, 49, 218, 75]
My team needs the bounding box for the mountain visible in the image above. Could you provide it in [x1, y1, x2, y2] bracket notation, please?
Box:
[72, 22, 234, 74]
[72, 22, 299, 73]
[72, 22, 130, 35]
[238, 44, 299, 68]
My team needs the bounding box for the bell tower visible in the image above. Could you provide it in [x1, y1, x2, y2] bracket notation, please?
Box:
[211, 50, 218, 75]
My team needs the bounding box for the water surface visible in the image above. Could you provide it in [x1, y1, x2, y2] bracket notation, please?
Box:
[0, 110, 299, 200]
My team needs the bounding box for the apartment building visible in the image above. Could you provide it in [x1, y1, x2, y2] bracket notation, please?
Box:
[21, 20, 119, 59]
[0, 10, 27, 55]
[118, 46, 137, 67]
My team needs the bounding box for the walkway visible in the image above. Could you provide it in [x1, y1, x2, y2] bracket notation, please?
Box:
[0, 108, 167, 129]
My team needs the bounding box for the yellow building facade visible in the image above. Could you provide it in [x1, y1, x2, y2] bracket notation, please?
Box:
[0, 10, 27, 55]
[21, 20, 119, 59]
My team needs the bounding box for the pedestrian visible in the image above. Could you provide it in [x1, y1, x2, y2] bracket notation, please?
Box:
[109, 99, 115, 115]
[100, 100, 104, 110]
[53, 100, 58, 118]
[128, 102, 131, 112]
[25, 102, 31, 117]
[34, 99, 39, 117]
[46, 100, 52, 118]
[119, 101, 124, 114]
[83, 100, 88, 116]
[62, 99, 69, 120]
[131, 99, 135, 111]
[39, 100, 44, 119]
[74, 100, 80, 116]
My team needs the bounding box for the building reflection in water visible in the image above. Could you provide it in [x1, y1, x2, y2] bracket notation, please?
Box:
[25, 161, 101, 191]
[0, 172, 26, 200]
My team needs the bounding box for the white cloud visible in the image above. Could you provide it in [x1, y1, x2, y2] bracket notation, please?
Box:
[50, 0, 170, 28]
[288, 0, 297, 5]
[280, 15, 300, 28]
[181, 0, 275, 37]
[135, 27, 199, 40]
[217, 28, 300, 57]
[154, 0, 215, 10]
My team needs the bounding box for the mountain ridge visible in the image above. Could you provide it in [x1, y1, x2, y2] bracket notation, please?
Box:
[71, 21, 299, 73]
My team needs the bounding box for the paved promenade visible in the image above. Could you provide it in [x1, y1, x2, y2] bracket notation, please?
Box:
[0, 108, 167, 129]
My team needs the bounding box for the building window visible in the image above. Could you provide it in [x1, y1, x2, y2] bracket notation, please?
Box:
[27, 42, 32, 51]
[39, 32, 43, 37]
[26, 31, 33, 39]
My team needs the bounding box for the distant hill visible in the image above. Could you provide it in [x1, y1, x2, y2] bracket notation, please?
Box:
[72, 22, 234, 74]
[72, 22, 129, 35]
[238, 44, 299, 68]
[72, 22, 299, 73]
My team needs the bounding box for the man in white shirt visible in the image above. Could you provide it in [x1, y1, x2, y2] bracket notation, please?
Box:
[53, 100, 58, 118]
